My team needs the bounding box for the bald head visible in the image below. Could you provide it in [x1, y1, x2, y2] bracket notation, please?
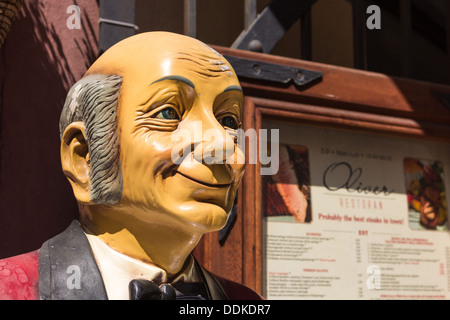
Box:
[59, 32, 239, 206]
[86, 32, 234, 83]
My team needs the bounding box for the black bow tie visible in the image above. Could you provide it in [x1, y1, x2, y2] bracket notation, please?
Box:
[129, 279, 209, 300]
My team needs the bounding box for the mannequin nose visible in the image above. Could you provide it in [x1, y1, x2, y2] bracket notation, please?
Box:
[193, 129, 236, 164]
[171, 112, 243, 167]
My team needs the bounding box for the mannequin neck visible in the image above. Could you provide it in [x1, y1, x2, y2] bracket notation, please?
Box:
[78, 203, 202, 276]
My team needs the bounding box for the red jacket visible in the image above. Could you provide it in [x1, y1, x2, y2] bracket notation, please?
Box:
[0, 250, 39, 299]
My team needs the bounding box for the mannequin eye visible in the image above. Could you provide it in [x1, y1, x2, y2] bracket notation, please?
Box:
[219, 115, 238, 129]
[154, 107, 180, 120]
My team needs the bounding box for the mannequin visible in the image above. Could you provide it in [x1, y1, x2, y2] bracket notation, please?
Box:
[0, 32, 261, 300]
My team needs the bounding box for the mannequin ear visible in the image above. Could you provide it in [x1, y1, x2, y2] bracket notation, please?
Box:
[60, 122, 93, 204]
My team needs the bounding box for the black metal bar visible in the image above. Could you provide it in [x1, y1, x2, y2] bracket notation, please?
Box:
[400, 0, 412, 77]
[98, 0, 137, 55]
[232, 0, 318, 53]
[184, 0, 197, 38]
[245, 0, 257, 30]
[223, 55, 322, 87]
[352, 0, 367, 69]
[379, 0, 445, 51]
[301, 8, 312, 60]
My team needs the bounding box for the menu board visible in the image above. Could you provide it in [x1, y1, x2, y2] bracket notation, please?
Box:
[262, 119, 450, 300]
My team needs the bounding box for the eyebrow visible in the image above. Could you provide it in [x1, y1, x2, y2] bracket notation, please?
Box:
[223, 85, 242, 93]
[151, 75, 195, 88]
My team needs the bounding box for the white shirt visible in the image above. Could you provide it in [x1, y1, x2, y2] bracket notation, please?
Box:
[84, 231, 201, 300]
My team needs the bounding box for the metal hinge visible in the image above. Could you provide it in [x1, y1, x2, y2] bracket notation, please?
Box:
[231, 0, 318, 54]
[224, 55, 323, 87]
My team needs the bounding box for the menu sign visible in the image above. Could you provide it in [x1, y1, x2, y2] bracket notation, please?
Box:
[262, 120, 450, 299]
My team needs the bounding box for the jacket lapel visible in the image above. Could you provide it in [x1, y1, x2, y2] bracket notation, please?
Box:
[194, 258, 229, 300]
[39, 220, 229, 300]
[38, 220, 108, 300]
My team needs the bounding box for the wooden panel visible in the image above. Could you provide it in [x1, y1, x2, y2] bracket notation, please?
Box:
[242, 97, 258, 289]
[195, 46, 450, 295]
[213, 45, 450, 123]
[252, 98, 450, 142]
[195, 184, 244, 283]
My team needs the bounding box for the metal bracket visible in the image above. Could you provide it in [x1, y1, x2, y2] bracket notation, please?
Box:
[232, 0, 318, 53]
[98, 18, 139, 31]
[98, 0, 137, 55]
[224, 55, 323, 87]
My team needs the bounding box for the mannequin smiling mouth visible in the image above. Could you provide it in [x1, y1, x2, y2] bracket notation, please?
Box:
[175, 170, 232, 188]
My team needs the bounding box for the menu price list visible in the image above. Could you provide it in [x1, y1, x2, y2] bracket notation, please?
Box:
[263, 222, 450, 299]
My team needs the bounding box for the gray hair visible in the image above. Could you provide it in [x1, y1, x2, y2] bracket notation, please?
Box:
[59, 74, 123, 205]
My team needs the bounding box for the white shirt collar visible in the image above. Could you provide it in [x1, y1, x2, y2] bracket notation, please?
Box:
[84, 231, 201, 300]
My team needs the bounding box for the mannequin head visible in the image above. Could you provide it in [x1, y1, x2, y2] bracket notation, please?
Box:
[59, 32, 245, 271]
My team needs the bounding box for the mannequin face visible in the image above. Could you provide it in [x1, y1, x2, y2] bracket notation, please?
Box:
[92, 33, 245, 234]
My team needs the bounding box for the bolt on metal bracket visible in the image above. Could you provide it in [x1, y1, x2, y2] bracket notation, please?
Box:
[224, 55, 323, 87]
